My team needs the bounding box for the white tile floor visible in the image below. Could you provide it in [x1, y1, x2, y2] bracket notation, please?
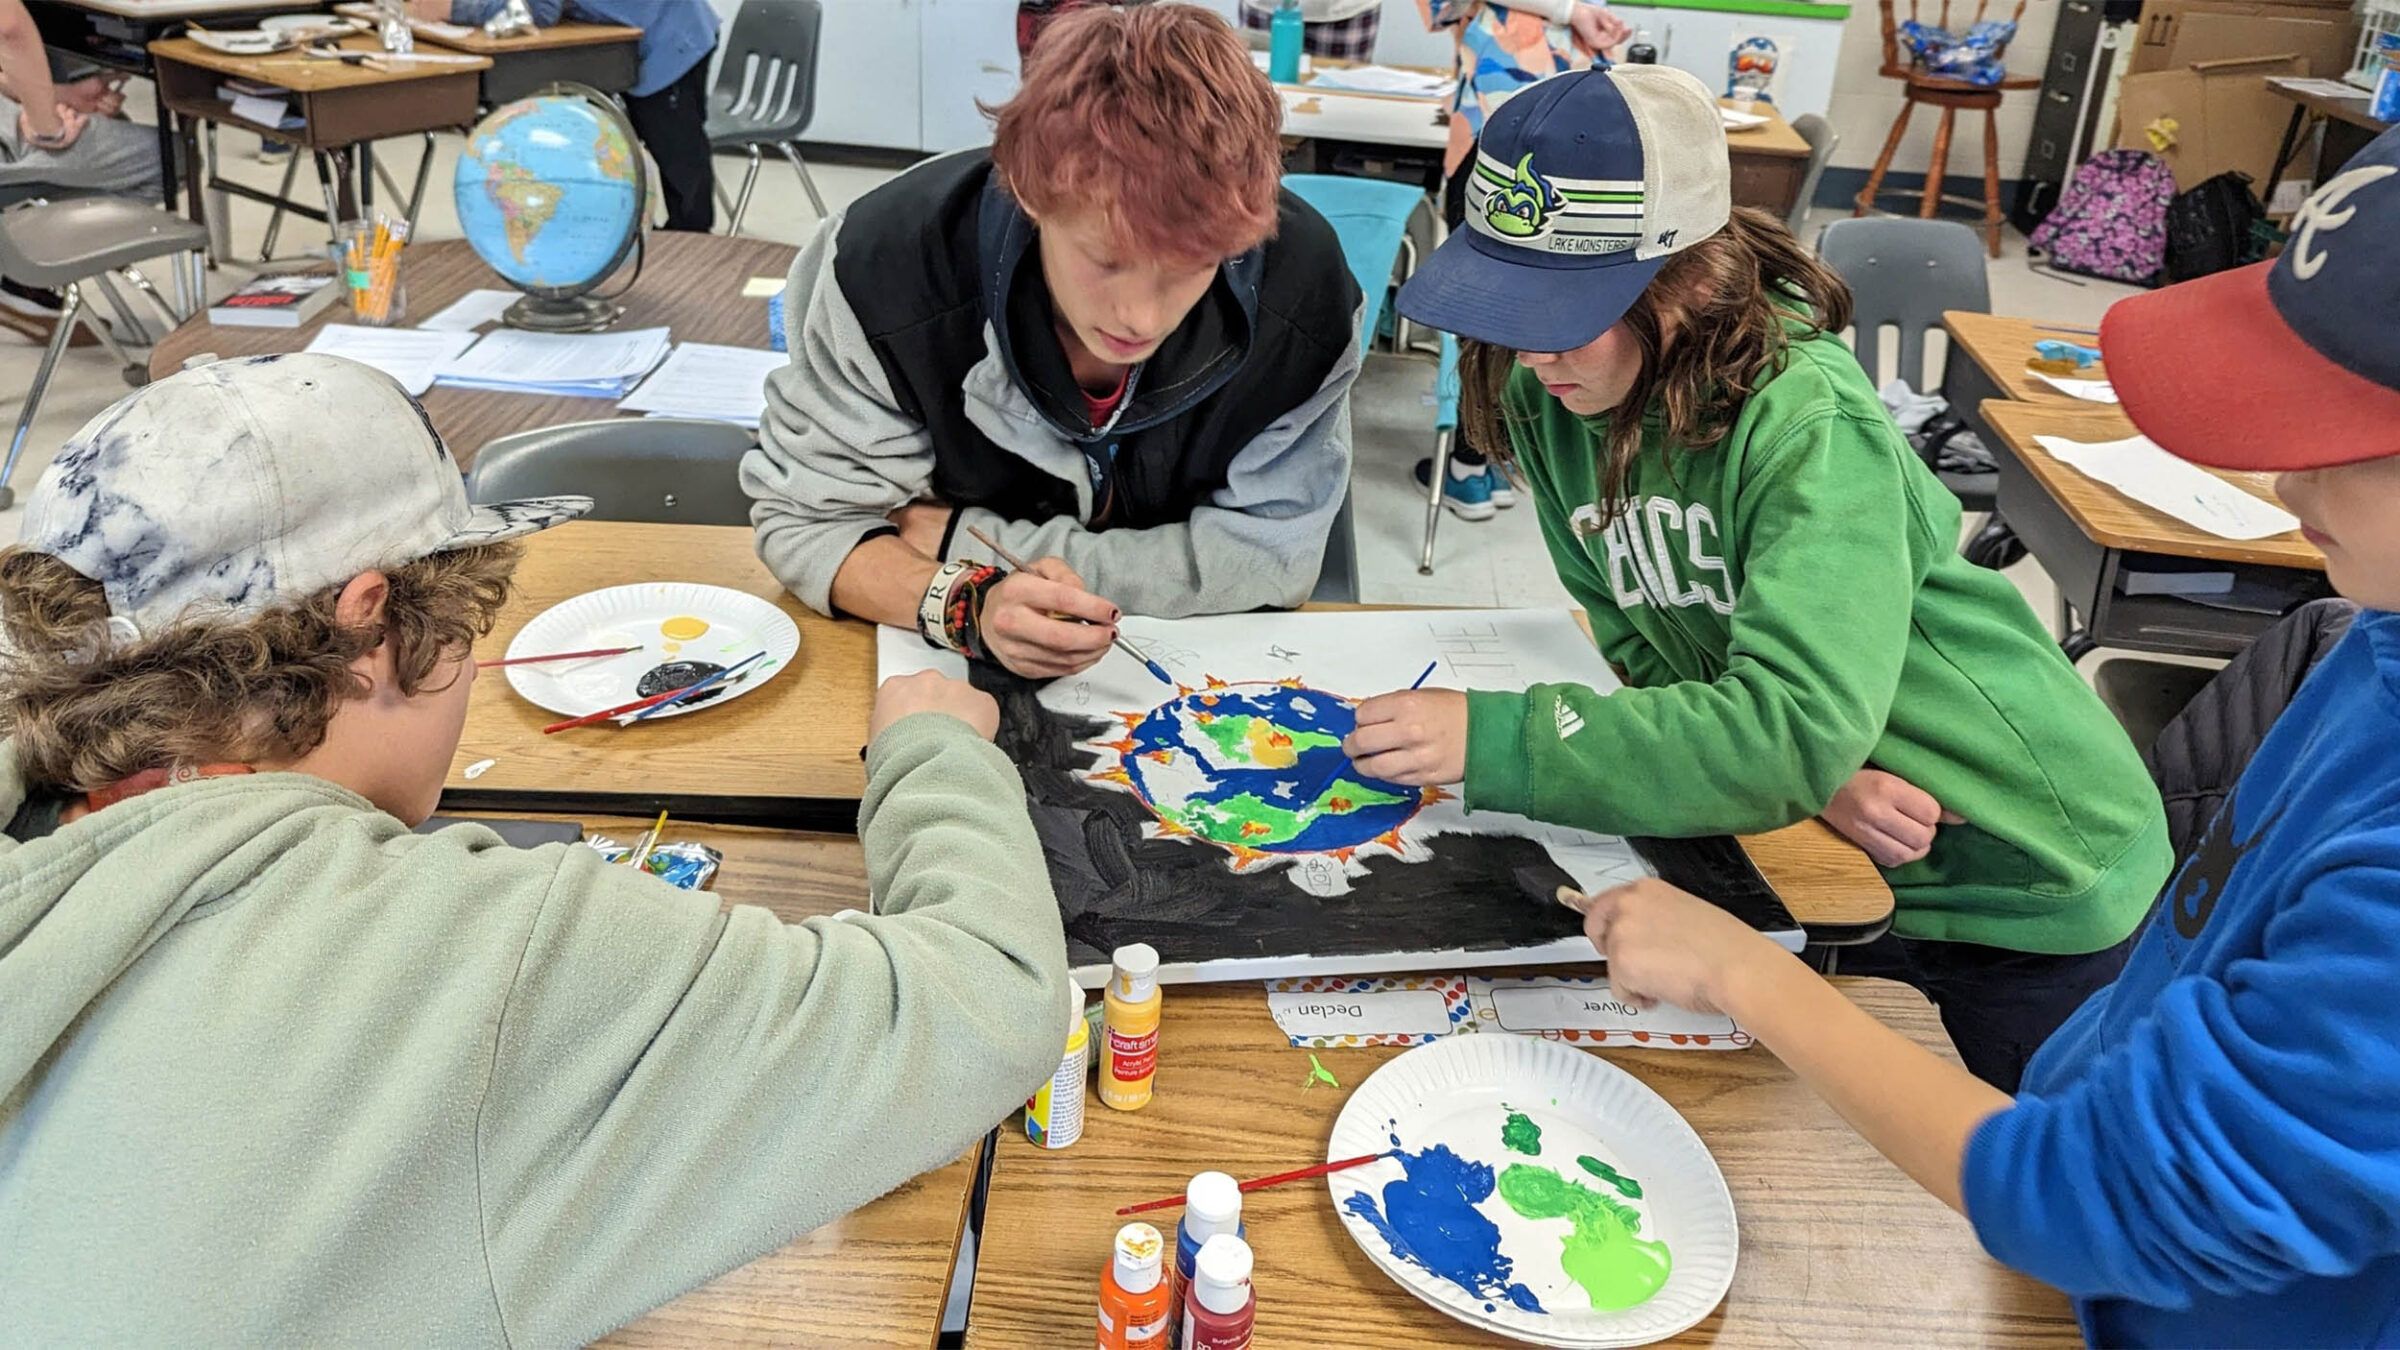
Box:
[2, 110, 2164, 676]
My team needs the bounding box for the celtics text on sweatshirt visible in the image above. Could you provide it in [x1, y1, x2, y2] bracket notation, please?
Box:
[1463, 331, 2169, 954]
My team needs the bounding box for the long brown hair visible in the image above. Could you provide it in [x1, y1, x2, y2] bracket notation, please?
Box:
[1457, 206, 1853, 523]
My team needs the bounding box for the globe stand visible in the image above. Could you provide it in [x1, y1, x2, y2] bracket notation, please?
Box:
[504, 293, 623, 333]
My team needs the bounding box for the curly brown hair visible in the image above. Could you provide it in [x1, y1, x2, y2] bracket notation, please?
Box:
[1457, 206, 1855, 524]
[0, 543, 520, 793]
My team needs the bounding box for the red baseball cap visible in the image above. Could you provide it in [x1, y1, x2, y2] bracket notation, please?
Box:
[2103, 125, 2400, 473]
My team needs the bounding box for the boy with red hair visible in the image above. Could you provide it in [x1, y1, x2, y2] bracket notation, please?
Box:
[745, 4, 1363, 680]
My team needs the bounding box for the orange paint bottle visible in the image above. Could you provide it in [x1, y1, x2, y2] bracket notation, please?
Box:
[1096, 1221, 1172, 1349]
[1098, 943, 1162, 1111]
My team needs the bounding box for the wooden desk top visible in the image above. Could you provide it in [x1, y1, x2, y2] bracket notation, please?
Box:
[448, 524, 1890, 934]
[1721, 97, 1809, 159]
[1943, 311, 2111, 403]
[333, 2, 641, 53]
[1982, 400, 2326, 571]
[438, 813, 972, 1347]
[447, 522, 876, 812]
[151, 235, 797, 464]
[42, 0, 316, 18]
[2267, 75, 2393, 134]
[148, 33, 490, 89]
[967, 977, 2075, 1347]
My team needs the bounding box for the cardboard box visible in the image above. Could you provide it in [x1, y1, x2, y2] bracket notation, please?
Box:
[2115, 53, 2311, 189]
[2128, 0, 2359, 80]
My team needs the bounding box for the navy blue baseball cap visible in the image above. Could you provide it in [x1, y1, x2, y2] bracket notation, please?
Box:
[2105, 122, 2400, 470]
[1396, 65, 1731, 353]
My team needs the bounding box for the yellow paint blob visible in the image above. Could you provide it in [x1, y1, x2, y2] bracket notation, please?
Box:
[661, 643, 681, 654]
[660, 615, 710, 641]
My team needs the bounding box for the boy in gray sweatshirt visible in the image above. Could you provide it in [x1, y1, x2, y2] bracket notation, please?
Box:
[0, 354, 1073, 1344]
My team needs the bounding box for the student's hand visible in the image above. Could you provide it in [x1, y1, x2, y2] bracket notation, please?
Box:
[56, 77, 125, 116]
[1822, 767, 1966, 868]
[1344, 688, 1469, 785]
[890, 501, 954, 558]
[980, 557, 1118, 679]
[1569, 2, 1634, 57]
[18, 105, 86, 152]
[871, 669, 1000, 741]
[1572, 877, 1789, 1015]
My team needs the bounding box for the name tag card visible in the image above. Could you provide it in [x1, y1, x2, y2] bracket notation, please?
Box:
[1265, 975, 1473, 1047]
[1469, 976, 1749, 1049]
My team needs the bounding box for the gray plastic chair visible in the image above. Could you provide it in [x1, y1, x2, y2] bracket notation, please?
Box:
[1786, 114, 1838, 238]
[465, 418, 759, 525]
[1818, 216, 1996, 513]
[706, 0, 828, 234]
[0, 195, 205, 510]
[1309, 489, 1360, 605]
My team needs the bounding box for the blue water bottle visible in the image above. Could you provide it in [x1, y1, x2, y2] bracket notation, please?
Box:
[1268, 0, 1304, 84]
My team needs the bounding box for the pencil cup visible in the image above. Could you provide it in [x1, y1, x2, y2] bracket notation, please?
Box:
[339, 219, 407, 327]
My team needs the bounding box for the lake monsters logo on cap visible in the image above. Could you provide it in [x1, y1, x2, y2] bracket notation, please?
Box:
[1483, 154, 1563, 240]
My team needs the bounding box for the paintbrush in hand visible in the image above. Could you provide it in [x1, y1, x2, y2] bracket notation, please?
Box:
[1291, 660, 1441, 811]
[1117, 1152, 1393, 1216]
[961, 525, 1174, 687]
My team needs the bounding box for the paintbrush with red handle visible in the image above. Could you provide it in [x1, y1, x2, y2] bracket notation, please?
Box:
[1115, 1152, 1392, 1216]
[479, 645, 642, 669]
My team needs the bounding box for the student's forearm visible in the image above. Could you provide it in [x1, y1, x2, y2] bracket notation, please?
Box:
[0, 3, 59, 133]
[828, 533, 942, 630]
[1720, 952, 2013, 1213]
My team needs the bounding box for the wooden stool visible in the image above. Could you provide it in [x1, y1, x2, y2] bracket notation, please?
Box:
[1851, 0, 2039, 257]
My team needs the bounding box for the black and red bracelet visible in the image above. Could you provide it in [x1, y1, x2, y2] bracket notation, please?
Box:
[917, 560, 1004, 660]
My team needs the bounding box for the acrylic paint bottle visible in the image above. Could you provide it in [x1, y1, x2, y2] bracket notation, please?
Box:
[1025, 1002, 1090, 1149]
[1180, 1233, 1255, 1350]
[1096, 1222, 1171, 1349]
[1098, 943, 1161, 1112]
[1170, 1172, 1245, 1347]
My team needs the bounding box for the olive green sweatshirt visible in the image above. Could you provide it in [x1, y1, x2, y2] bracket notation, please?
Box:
[1465, 332, 2169, 954]
[0, 713, 1073, 1346]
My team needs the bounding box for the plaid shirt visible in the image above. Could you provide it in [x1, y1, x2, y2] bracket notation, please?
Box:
[1419, 0, 1590, 173]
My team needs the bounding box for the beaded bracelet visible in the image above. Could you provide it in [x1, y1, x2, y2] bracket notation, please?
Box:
[917, 560, 1004, 659]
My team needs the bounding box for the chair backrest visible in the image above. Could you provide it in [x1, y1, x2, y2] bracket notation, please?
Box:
[710, 0, 823, 138]
[1282, 173, 1428, 344]
[1877, 0, 2027, 73]
[465, 418, 759, 526]
[1816, 217, 1990, 392]
[1786, 113, 1837, 237]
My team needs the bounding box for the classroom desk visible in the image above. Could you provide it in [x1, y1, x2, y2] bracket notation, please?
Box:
[1980, 399, 2331, 658]
[148, 233, 798, 463]
[439, 813, 977, 1347]
[1941, 311, 2109, 406]
[331, 2, 642, 104]
[1720, 98, 1813, 220]
[442, 522, 1895, 939]
[2264, 75, 2392, 212]
[966, 977, 2077, 1347]
[148, 33, 490, 239]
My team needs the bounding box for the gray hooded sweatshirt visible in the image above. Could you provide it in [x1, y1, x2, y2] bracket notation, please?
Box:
[0, 713, 1071, 1346]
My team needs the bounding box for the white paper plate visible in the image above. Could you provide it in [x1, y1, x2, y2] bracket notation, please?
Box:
[503, 583, 800, 722]
[1328, 1035, 1737, 1347]
[1720, 109, 1770, 130]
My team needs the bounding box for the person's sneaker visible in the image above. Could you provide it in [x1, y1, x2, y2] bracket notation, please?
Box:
[1483, 464, 1519, 509]
[1414, 455, 1495, 521]
[0, 280, 99, 348]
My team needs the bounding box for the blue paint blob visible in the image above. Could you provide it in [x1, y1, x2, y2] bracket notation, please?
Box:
[1343, 1143, 1545, 1314]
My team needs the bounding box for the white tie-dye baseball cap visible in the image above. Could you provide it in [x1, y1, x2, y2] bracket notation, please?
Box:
[20, 352, 590, 636]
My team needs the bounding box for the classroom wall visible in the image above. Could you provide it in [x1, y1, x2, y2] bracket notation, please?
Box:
[1820, 0, 2063, 187]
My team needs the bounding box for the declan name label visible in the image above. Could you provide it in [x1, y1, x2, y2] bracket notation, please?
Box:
[1265, 976, 1469, 1046]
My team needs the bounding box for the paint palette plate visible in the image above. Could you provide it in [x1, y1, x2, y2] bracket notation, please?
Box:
[1328, 1035, 1736, 1347]
[504, 583, 800, 722]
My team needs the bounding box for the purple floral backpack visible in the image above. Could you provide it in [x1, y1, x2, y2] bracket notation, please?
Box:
[2028, 149, 2177, 285]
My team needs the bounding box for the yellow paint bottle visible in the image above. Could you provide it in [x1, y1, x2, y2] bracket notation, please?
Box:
[1098, 943, 1162, 1112]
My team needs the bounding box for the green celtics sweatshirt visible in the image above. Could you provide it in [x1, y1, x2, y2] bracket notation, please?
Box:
[1465, 331, 2169, 954]
[0, 714, 1073, 1345]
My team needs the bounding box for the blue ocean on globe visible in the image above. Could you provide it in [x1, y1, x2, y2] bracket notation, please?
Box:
[454, 95, 641, 292]
[1120, 682, 1423, 854]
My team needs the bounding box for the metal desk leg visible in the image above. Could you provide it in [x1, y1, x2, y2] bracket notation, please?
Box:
[2262, 103, 2312, 209]
[359, 142, 375, 214]
[202, 122, 233, 264]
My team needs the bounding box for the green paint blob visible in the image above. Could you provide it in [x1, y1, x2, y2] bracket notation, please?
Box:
[1576, 1155, 1645, 1199]
[1304, 1053, 1340, 1090]
[1499, 1108, 1543, 1156]
[1496, 1164, 1672, 1311]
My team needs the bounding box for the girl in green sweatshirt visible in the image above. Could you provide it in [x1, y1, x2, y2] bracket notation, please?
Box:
[1348, 64, 2169, 1089]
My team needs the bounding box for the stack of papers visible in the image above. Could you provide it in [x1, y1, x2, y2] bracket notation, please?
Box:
[435, 326, 672, 398]
[303, 325, 480, 396]
[1306, 64, 1451, 99]
[417, 288, 517, 333]
[2034, 373, 2118, 403]
[2033, 433, 2300, 541]
[617, 342, 785, 427]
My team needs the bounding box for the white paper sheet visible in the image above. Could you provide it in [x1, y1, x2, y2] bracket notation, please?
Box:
[303, 325, 478, 396]
[615, 342, 784, 426]
[739, 275, 786, 299]
[435, 325, 672, 397]
[2034, 434, 2300, 540]
[1306, 64, 1451, 98]
[2268, 76, 2370, 100]
[416, 288, 517, 332]
[228, 92, 292, 128]
[2035, 373, 2118, 403]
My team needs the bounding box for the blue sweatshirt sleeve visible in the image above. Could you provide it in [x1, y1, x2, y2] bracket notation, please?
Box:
[447, 0, 565, 25]
[1960, 851, 2400, 1307]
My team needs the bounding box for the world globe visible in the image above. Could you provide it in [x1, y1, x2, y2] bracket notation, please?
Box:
[453, 84, 646, 330]
[1119, 682, 1425, 854]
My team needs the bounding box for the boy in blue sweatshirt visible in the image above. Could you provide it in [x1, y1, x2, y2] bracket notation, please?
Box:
[1570, 125, 2400, 1346]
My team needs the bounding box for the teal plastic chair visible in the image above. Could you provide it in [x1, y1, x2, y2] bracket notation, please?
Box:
[1282, 174, 1465, 593]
